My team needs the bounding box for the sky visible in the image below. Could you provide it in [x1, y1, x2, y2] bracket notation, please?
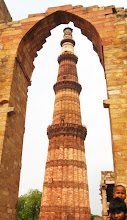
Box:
[4, 0, 127, 216]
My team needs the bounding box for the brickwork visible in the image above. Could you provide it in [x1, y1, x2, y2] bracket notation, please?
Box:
[0, 1, 127, 219]
[0, 0, 12, 23]
[39, 28, 90, 219]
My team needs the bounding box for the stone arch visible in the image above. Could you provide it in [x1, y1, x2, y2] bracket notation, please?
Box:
[0, 4, 127, 220]
[16, 10, 104, 83]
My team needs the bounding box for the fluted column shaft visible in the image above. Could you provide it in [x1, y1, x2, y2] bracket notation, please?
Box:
[39, 28, 91, 220]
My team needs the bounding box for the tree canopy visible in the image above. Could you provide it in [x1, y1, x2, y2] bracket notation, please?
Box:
[16, 189, 42, 220]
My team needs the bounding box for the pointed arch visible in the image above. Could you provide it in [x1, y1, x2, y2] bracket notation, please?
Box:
[17, 10, 104, 81]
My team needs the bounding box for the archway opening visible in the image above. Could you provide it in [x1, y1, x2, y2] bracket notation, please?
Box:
[19, 22, 113, 216]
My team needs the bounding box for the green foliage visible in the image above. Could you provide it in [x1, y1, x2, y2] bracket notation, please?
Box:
[16, 189, 42, 220]
[91, 214, 94, 220]
[91, 214, 101, 220]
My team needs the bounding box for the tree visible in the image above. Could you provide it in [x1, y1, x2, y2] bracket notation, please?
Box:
[16, 194, 26, 220]
[16, 189, 42, 220]
[91, 214, 102, 220]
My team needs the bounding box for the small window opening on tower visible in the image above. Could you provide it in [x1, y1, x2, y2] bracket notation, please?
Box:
[61, 116, 65, 123]
[63, 75, 66, 79]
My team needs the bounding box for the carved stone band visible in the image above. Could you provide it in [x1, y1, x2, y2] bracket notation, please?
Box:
[43, 180, 88, 189]
[58, 52, 78, 64]
[47, 123, 87, 139]
[46, 159, 86, 169]
[53, 80, 82, 94]
[60, 38, 75, 47]
[40, 205, 90, 214]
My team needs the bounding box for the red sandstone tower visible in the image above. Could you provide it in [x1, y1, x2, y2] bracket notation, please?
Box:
[39, 27, 91, 220]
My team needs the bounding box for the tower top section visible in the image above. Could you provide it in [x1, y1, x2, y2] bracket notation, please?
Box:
[61, 27, 75, 53]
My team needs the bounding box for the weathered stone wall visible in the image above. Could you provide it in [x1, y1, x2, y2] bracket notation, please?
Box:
[100, 171, 115, 219]
[0, 2, 127, 219]
[0, 0, 12, 23]
[0, 61, 28, 219]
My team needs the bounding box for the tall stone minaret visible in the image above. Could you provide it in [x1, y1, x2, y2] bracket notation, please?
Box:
[39, 27, 91, 220]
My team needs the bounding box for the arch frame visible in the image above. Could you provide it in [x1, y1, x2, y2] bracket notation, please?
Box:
[0, 4, 127, 219]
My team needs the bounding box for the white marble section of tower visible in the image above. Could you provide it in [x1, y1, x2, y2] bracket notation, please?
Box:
[61, 27, 75, 53]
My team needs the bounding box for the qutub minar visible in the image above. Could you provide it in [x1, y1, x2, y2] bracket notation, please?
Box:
[39, 27, 91, 220]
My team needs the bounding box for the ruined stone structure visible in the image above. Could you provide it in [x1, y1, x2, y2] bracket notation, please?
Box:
[39, 27, 91, 220]
[100, 171, 115, 219]
[0, 0, 12, 23]
[0, 0, 127, 219]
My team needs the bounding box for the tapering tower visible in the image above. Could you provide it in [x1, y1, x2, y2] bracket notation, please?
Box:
[39, 27, 91, 220]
